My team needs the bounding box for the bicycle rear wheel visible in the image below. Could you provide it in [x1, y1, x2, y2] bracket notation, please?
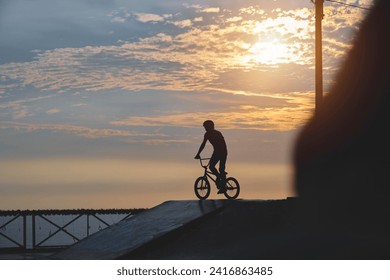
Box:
[194, 177, 210, 200]
[223, 177, 240, 199]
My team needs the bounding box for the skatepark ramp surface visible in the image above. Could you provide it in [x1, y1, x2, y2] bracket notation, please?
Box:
[51, 199, 302, 260]
[51, 200, 230, 260]
[48, 198, 390, 259]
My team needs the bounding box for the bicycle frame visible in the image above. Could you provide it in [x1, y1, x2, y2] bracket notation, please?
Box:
[198, 158, 218, 184]
[194, 157, 240, 200]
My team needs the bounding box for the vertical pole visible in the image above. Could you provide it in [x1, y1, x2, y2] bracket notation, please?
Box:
[32, 214, 36, 250]
[315, 0, 324, 112]
[23, 214, 27, 250]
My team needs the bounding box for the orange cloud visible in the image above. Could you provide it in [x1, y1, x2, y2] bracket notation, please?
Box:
[111, 95, 313, 132]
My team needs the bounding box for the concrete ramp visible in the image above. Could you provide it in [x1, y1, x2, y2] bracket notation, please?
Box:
[51, 200, 227, 260]
[48, 198, 390, 259]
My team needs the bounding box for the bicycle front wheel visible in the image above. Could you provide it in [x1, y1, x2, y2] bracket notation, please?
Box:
[194, 177, 210, 200]
[224, 177, 240, 199]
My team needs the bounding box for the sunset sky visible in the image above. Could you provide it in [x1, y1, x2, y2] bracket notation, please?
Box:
[0, 0, 373, 210]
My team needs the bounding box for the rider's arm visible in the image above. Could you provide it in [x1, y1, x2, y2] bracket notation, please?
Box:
[195, 137, 207, 159]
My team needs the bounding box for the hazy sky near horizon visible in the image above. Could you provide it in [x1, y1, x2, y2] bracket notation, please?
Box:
[0, 0, 373, 209]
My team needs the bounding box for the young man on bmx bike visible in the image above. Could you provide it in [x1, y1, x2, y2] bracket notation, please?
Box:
[194, 120, 228, 194]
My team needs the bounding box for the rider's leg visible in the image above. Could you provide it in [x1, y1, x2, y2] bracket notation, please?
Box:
[216, 155, 227, 194]
[219, 155, 227, 181]
[209, 156, 221, 181]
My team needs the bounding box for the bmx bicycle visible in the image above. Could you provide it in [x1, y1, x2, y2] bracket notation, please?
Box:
[194, 157, 240, 200]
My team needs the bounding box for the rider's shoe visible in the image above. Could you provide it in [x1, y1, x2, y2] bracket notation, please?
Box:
[217, 179, 226, 193]
[217, 187, 226, 194]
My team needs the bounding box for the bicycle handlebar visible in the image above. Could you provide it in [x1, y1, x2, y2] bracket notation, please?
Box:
[196, 157, 210, 168]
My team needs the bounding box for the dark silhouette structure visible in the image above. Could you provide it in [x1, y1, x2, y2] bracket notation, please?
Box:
[293, 0, 390, 258]
[195, 120, 228, 193]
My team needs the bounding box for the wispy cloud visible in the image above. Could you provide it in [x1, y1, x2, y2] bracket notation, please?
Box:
[135, 13, 165, 23]
[0, 95, 55, 120]
[12, 109, 31, 120]
[111, 98, 312, 132]
[169, 19, 193, 28]
[0, 121, 166, 139]
[46, 108, 61, 115]
[200, 7, 221, 13]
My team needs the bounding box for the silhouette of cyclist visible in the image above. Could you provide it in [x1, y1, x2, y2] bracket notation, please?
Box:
[195, 120, 228, 193]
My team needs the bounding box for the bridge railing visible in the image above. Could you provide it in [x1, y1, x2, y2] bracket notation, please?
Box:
[0, 209, 146, 251]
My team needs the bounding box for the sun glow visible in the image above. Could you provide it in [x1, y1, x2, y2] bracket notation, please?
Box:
[237, 12, 314, 67]
[241, 39, 292, 66]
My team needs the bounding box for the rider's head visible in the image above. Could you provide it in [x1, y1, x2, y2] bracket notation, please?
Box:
[203, 120, 215, 131]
